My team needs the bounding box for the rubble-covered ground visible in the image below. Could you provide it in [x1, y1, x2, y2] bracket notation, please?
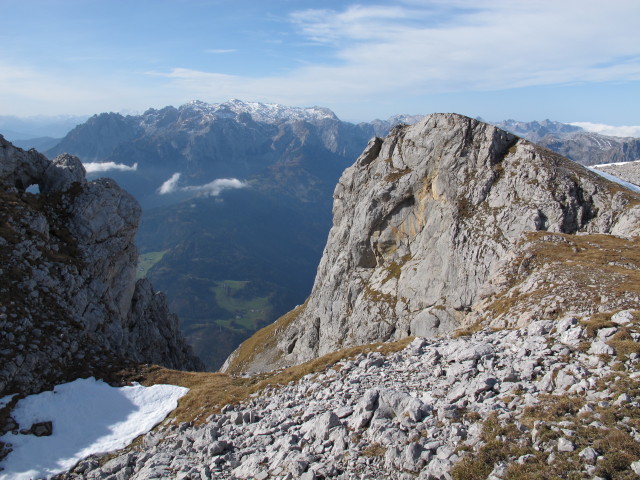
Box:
[56, 309, 640, 480]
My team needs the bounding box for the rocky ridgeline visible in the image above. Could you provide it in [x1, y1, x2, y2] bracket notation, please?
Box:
[537, 132, 640, 167]
[223, 113, 640, 374]
[63, 311, 640, 479]
[495, 119, 640, 166]
[0, 135, 202, 397]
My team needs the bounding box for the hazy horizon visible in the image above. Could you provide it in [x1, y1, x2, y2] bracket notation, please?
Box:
[1, 1, 639, 126]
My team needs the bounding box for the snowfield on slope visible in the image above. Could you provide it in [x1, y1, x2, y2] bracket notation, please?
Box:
[0, 378, 188, 480]
[589, 167, 640, 193]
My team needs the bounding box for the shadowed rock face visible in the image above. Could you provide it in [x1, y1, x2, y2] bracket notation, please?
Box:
[0, 135, 203, 396]
[224, 113, 640, 374]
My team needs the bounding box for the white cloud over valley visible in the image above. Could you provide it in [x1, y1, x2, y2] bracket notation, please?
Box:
[158, 173, 246, 196]
[570, 122, 640, 138]
[83, 162, 138, 174]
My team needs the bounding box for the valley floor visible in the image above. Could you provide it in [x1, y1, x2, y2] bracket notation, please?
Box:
[54, 310, 640, 479]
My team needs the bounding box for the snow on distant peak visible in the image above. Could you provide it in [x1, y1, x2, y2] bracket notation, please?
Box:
[0, 378, 188, 480]
[181, 99, 338, 123]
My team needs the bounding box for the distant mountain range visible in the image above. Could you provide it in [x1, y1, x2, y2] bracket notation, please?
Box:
[43, 100, 397, 368]
[493, 119, 640, 165]
[7, 102, 637, 369]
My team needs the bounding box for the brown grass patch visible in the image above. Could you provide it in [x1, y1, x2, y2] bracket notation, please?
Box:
[479, 232, 640, 323]
[581, 312, 618, 337]
[361, 442, 386, 457]
[384, 167, 412, 182]
[223, 301, 307, 374]
[453, 320, 484, 338]
[126, 336, 414, 424]
[522, 394, 584, 424]
[451, 413, 526, 480]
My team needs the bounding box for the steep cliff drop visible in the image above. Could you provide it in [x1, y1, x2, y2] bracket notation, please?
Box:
[0, 135, 203, 397]
[224, 113, 640, 374]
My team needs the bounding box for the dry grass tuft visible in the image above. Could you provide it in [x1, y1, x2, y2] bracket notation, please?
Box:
[384, 167, 412, 182]
[581, 312, 618, 338]
[453, 320, 484, 338]
[451, 413, 526, 480]
[479, 232, 640, 327]
[361, 442, 387, 457]
[123, 336, 414, 424]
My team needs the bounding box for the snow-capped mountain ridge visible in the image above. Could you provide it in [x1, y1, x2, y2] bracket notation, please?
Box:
[181, 99, 339, 124]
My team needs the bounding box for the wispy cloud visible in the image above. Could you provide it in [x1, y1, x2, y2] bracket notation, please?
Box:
[152, 1, 640, 106]
[570, 122, 640, 138]
[158, 172, 180, 194]
[84, 162, 138, 174]
[205, 49, 237, 54]
[158, 173, 246, 196]
[2, 1, 639, 121]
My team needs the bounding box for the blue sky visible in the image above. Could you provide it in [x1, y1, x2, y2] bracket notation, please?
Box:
[1, 0, 640, 124]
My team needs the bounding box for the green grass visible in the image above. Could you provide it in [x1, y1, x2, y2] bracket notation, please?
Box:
[211, 280, 273, 330]
[136, 250, 169, 279]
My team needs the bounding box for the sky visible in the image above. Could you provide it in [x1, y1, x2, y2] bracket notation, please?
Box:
[1, 0, 640, 125]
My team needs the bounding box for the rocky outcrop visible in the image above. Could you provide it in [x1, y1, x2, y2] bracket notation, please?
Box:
[0, 135, 202, 396]
[224, 113, 640, 374]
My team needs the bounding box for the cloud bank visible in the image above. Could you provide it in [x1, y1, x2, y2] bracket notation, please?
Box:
[158, 173, 246, 196]
[83, 162, 138, 174]
[570, 122, 640, 138]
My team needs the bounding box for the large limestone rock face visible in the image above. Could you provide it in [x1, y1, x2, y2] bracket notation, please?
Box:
[0, 135, 202, 396]
[225, 113, 640, 374]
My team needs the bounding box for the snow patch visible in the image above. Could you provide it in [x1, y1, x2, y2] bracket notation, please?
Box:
[0, 378, 188, 480]
[592, 159, 640, 168]
[589, 167, 640, 193]
[0, 394, 16, 410]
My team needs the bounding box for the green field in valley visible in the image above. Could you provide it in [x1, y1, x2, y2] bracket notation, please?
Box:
[136, 250, 170, 279]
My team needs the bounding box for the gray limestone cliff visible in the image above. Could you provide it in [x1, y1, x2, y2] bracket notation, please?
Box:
[0, 135, 203, 396]
[224, 113, 640, 374]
